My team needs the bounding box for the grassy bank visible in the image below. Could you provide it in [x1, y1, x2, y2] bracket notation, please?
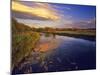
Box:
[54, 30, 96, 37]
[12, 18, 40, 70]
[42, 29, 96, 41]
[32, 27, 96, 37]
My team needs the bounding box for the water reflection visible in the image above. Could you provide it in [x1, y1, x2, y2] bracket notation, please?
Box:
[12, 33, 96, 74]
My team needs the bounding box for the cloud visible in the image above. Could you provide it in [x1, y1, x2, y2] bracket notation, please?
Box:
[53, 5, 71, 10]
[65, 18, 96, 29]
[16, 18, 61, 28]
[12, 1, 60, 20]
[12, 11, 54, 20]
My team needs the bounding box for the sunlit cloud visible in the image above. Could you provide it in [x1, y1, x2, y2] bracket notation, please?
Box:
[12, 1, 60, 20]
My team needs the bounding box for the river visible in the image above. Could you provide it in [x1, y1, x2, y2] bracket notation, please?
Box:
[12, 34, 96, 74]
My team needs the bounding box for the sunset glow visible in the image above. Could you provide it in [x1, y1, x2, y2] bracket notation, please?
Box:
[12, 1, 59, 20]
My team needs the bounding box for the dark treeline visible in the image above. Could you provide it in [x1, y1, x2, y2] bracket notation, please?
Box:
[32, 27, 96, 32]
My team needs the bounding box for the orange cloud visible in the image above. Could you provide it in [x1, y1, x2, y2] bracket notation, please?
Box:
[12, 1, 59, 20]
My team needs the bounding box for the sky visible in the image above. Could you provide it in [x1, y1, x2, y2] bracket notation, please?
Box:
[12, 1, 96, 28]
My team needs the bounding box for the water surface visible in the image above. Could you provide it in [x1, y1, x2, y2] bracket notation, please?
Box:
[12, 34, 96, 74]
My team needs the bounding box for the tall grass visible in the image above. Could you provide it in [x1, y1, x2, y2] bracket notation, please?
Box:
[12, 18, 40, 70]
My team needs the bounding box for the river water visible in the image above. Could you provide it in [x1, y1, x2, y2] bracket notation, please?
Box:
[12, 34, 96, 74]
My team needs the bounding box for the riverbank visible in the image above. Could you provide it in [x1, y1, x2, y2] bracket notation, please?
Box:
[39, 30, 96, 41]
[53, 32, 96, 41]
[12, 18, 40, 71]
[33, 28, 96, 41]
